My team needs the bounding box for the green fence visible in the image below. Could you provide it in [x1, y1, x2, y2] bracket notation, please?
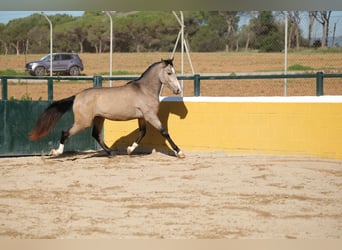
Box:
[2, 72, 342, 100]
[0, 76, 101, 156]
[1, 72, 341, 156]
[0, 101, 97, 156]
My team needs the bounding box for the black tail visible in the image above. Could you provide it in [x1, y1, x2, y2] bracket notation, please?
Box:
[29, 95, 75, 141]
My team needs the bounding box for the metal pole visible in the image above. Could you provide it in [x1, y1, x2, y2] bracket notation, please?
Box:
[284, 13, 288, 96]
[1, 77, 8, 100]
[47, 78, 53, 100]
[180, 11, 184, 96]
[194, 74, 200, 96]
[105, 11, 113, 87]
[41, 12, 53, 77]
[316, 72, 324, 96]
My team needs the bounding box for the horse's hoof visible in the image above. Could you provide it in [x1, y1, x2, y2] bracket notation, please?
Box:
[49, 149, 60, 157]
[176, 151, 185, 159]
[127, 146, 134, 155]
[127, 142, 138, 155]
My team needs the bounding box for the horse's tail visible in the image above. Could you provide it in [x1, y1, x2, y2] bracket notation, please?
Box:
[29, 95, 76, 141]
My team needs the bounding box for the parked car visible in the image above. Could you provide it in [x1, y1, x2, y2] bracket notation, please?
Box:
[25, 52, 84, 76]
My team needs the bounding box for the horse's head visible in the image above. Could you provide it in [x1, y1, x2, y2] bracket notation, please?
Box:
[159, 58, 182, 95]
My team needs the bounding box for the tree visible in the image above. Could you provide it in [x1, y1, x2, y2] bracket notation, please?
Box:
[237, 11, 258, 51]
[313, 11, 332, 47]
[191, 26, 225, 52]
[308, 11, 316, 46]
[286, 11, 301, 49]
[27, 26, 49, 53]
[218, 11, 240, 51]
[0, 23, 8, 54]
[250, 11, 283, 52]
[4, 18, 32, 55]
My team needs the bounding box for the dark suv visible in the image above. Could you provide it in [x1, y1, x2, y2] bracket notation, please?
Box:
[25, 52, 84, 76]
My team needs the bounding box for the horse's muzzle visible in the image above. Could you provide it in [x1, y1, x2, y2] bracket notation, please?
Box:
[174, 88, 182, 95]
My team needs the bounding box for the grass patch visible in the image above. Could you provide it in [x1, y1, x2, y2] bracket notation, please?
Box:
[0, 69, 28, 76]
[289, 47, 342, 54]
[288, 64, 314, 71]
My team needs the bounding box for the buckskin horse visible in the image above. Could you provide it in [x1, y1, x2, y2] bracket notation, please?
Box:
[29, 58, 185, 158]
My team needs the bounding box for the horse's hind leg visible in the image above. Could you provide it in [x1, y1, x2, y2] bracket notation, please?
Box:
[92, 116, 112, 155]
[49, 120, 91, 156]
[127, 118, 146, 155]
[49, 129, 69, 156]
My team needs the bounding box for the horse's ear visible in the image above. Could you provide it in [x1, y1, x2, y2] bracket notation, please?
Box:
[160, 58, 166, 66]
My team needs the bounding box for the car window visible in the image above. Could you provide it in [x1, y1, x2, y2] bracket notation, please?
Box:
[61, 54, 72, 60]
[41, 55, 50, 61]
[53, 54, 62, 61]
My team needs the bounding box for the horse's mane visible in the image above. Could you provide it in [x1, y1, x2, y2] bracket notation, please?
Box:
[127, 59, 173, 85]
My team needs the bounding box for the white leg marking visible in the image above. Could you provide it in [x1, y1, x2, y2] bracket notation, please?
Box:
[127, 142, 138, 155]
[176, 150, 185, 159]
[49, 143, 64, 156]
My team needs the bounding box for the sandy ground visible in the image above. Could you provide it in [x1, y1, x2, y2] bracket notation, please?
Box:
[0, 151, 341, 239]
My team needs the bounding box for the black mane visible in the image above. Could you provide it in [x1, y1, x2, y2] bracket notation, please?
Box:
[127, 59, 173, 85]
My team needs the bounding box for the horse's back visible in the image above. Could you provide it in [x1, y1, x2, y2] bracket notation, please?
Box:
[73, 86, 145, 121]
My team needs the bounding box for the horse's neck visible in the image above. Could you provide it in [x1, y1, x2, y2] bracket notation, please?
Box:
[137, 69, 162, 98]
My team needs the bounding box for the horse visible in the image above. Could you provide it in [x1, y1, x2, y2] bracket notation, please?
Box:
[29, 58, 185, 158]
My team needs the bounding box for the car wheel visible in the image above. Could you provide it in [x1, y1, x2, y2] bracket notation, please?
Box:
[69, 66, 80, 76]
[34, 66, 46, 76]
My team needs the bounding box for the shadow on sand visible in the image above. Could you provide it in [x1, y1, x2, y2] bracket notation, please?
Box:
[109, 99, 188, 156]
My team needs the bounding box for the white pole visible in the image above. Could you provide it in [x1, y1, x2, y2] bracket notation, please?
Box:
[180, 11, 184, 96]
[105, 11, 113, 87]
[172, 11, 195, 96]
[42, 12, 52, 77]
[284, 13, 288, 96]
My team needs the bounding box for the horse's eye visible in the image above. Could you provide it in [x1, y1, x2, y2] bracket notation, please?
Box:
[167, 72, 172, 75]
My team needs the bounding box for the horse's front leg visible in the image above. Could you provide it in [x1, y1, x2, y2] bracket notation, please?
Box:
[127, 118, 146, 155]
[160, 128, 185, 158]
[145, 114, 185, 158]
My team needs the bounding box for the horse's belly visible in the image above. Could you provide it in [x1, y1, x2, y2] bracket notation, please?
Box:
[97, 106, 142, 121]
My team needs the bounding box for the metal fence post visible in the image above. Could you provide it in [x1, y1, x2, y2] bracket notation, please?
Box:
[194, 74, 200, 96]
[93, 75, 97, 87]
[93, 75, 103, 87]
[47, 78, 53, 100]
[316, 72, 324, 96]
[1, 77, 8, 100]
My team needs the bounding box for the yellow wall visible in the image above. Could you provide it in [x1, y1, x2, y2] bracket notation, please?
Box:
[104, 97, 342, 159]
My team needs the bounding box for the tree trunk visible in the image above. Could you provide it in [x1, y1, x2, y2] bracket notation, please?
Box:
[10, 41, 20, 55]
[79, 41, 83, 53]
[331, 22, 337, 47]
[313, 11, 332, 48]
[308, 11, 316, 46]
[25, 39, 29, 54]
[236, 38, 239, 52]
[295, 26, 300, 50]
[288, 25, 293, 48]
[245, 33, 250, 51]
[1, 40, 8, 55]
[322, 23, 327, 47]
[99, 40, 102, 53]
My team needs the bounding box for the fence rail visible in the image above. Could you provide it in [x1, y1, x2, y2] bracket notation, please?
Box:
[1, 72, 342, 100]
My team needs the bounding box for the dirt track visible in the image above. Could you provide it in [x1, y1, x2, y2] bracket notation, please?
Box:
[0, 151, 341, 239]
